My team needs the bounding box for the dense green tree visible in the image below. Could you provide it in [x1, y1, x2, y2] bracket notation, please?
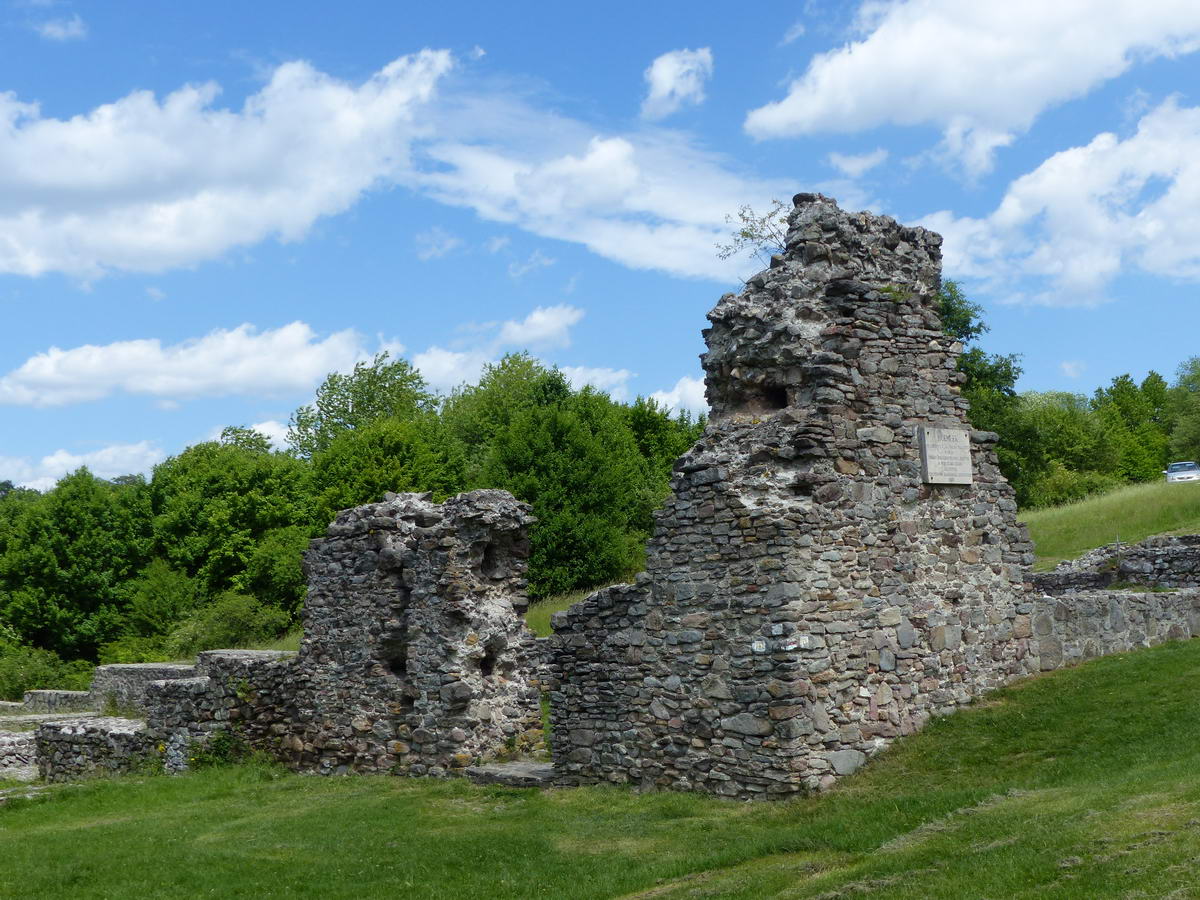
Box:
[287, 352, 432, 458]
[122, 558, 200, 638]
[621, 396, 705, 506]
[481, 390, 655, 597]
[440, 354, 571, 467]
[936, 280, 990, 345]
[308, 414, 467, 525]
[0, 469, 152, 658]
[149, 440, 316, 601]
[1167, 358, 1200, 462]
[1091, 373, 1170, 480]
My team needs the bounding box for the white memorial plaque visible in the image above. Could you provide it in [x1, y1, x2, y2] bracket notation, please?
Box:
[919, 426, 973, 484]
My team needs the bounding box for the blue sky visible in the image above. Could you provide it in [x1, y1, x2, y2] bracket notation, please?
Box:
[3, 0, 1200, 488]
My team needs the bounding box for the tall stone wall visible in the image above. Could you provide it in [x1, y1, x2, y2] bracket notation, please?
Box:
[34, 490, 545, 782]
[549, 194, 1040, 798]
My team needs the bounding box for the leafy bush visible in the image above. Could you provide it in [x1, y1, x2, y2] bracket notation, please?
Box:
[124, 559, 199, 637]
[188, 728, 252, 768]
[0, 641, 93, 701]
[1024, 461, 1123, 510]
[97, 635, 172, 665]
[237, 526, 312, 614]
[165, 592, 291, 658]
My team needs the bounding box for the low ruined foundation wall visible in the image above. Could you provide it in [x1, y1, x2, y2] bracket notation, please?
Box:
[0, 732, 36, 769]
[1033, 536, 1200, 594]
[144, 650, 298, 770]
[89, 663, 197, 713]
[20, 690, 92, 713]
[35, 718, 152, 782]
[1030, 589, 1200, 669]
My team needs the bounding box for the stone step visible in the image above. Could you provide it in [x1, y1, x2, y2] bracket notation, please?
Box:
[463, 760, 556, 788]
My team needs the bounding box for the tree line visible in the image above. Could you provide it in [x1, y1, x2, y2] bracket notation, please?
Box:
[944, 283, 1200, 508]
[0, 354, 701, 697]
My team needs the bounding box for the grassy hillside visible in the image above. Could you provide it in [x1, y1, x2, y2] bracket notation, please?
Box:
[4, 639, 1200, 898]
[1021, 480, 1200, 570]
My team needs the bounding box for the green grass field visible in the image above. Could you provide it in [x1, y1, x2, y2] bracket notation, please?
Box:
[1020, 480, 1200, 570]
[4, 639, 1200, 898]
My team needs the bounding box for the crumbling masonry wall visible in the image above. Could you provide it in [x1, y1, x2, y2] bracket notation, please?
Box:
[549, 194, 1041, 798]
[35, 489, 545, 781]
[276, 489, 543, 775]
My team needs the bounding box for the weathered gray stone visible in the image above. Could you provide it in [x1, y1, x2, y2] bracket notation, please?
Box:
[828, 749, 867, 775]
[721, 714, 773, 736]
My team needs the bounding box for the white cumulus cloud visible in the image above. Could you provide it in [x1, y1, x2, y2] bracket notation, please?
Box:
[745, 0, 1200, 174]
[1060, 361, 1086, 378]
[561, 365, 634, 400]
[1, 441, 164, 491]
[417, 122, 789, 281]
[923, 97, 1200, 305]
[0, 50, 452, 278]
[651, 375, 707, 417]
[828, 148, 888, 178]
[415, 305, 586, 391]
[640, 48, 714, 120]
[0, 322, 383, 406]
[497, 305, 582, 348]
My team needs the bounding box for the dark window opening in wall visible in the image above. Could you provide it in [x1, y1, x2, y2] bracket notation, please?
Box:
[481, 541, 507, 579]
[732, 383, 790, 416]
[480, 648, 497, 678]
[380, 636, 408, 677]
[763, 384, 789, 410]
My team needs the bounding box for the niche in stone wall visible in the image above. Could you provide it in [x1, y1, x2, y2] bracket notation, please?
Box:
[731, 382, 789, 416]
[478, 634, 510, 679]
[378, 624, 409, 678]
[480, 541, 507, 580]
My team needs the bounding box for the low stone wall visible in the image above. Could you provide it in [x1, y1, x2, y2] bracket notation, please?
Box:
[143, 650, 297, 770]
[1033, 536, 1200, 594]
[0, 732, 35, 769]
[1031, 589, 1200, 669]
[21, 690, 93, 713]
[35, 718, 152, 782]
[88, 663, 197, 713]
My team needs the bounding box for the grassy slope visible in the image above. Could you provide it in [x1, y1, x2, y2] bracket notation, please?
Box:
[1021, 480, 1200, 570]
[4, 640, 1200, 898]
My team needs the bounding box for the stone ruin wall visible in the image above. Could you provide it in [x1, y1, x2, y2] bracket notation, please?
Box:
[35, 490, 545, 781]
[1033, 535, 1200, 594]
[26, 194, 1200, 794]
[548, 194, 1044, 798]
[277, 489, 543, 776]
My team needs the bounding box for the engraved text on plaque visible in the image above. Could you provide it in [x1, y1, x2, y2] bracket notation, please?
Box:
[919, 427, 973, 484]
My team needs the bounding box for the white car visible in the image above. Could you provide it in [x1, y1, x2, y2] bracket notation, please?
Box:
[1164, 461, 1200, 483]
